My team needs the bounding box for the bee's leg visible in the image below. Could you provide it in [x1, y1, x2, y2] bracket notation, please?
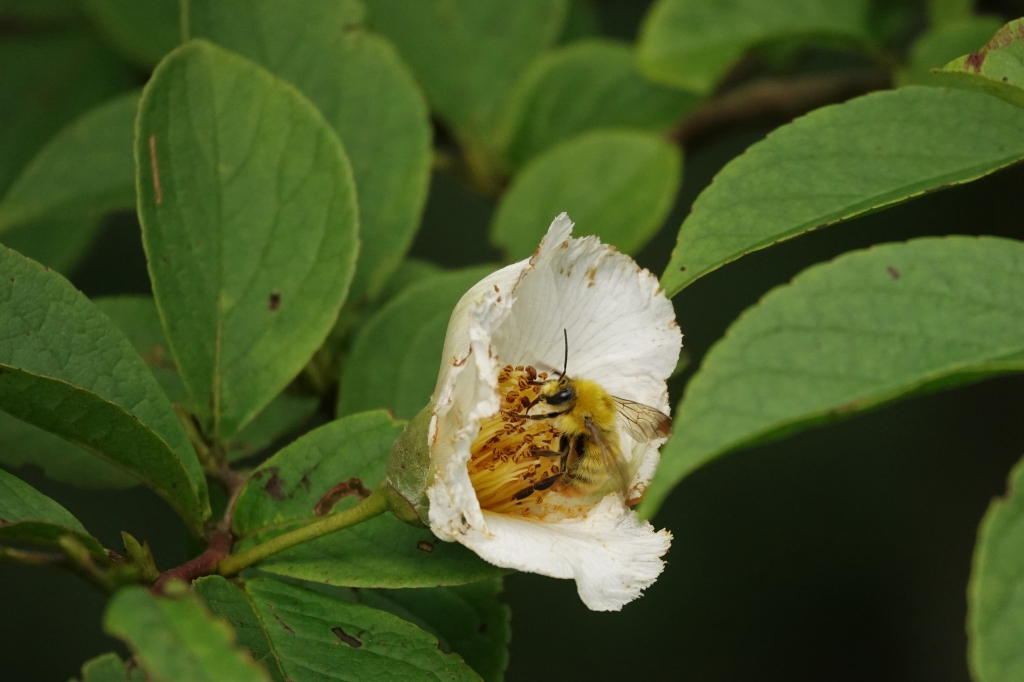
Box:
[512, 473, 563, 500]
[533, 474, 562, 492]
[531, 435, 570, 458]
[516, 408, 571, 421]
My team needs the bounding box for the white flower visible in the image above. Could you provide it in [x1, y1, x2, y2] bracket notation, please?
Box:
[426, 213, 681, 611]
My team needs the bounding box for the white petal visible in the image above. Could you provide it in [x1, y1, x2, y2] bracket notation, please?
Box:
[461, 497, 672, 611]
[489, 212, 680, 494]
[428, 268, 519, 539]
[491, 213, 680, 412]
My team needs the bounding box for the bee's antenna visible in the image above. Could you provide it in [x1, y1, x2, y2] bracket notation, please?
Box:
[561, 329, 569, 378]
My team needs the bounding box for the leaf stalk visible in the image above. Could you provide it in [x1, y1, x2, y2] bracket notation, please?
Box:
[216, 487, 389, 577]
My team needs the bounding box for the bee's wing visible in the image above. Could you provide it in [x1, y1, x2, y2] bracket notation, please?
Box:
[584, 421, 631, 499]
[611, 396, 671, 444]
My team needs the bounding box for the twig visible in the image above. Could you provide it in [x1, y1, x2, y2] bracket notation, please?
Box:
[672, 69, 892, 147]
[153, 530, 232, 592]
[217, 487, 389, 577]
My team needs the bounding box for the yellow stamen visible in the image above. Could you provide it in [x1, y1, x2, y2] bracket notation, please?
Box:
[468, 365, 562, 514]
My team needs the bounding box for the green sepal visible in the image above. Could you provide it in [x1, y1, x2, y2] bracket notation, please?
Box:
[384, 403, 433, 526]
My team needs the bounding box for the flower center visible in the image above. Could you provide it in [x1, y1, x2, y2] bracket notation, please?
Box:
[468, 365, 565, 515]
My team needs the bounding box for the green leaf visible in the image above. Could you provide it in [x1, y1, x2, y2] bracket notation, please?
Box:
[642, 236, 1024, 517]
[226, 393, 320, 463]
[94, 296, 177, 374]
[0, 35, 133, 196]
[501, 38, 698, 168]
[1, 294, 306, 492]
[897, 17, 1003, 86]
[357, 579, 510, 682]
[936, 18, 1024, 109]
[233, 411, 404, 533]
[105, 586, 271, 682]
[194, 576, 287, 682]
[0, 36, 132, 278]
[200, 573, 508, 682]
[0, 91, 139, 233]
[0, 467, 105, 554]
[187, 0, 431, 304]
[0, 216, 103, 276]
[74, 652, 145, 682]
[0, 411, 137, 489]
[137, 40, 359, 442]
[492, 129, 681, 260]
[0, 245, 209, 535]
[337, 266, 495, 421]
[82, 0, 180, 66]
[377, 258, 445, 303]
[243, 577, 483, 681]
[362, 0, 568, 152]
[637, 0, 871, 93]
[233, 411, 505, 587]
[661, 86, 1024, 297]
[95, 295, 320, 461]
[969, 455, 1024, 682]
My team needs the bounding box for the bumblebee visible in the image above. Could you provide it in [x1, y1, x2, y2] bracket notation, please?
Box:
[514, 331, 671, 501]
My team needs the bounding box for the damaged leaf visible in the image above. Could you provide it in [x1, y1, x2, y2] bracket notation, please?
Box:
[194, 577, 287, 682]
[936, 18, 1024, 108]
[645, 237, 1024, 516]
[232, 411, 505, 587]
[137, 40, 359, 442]
[72, 652, 145, 682]
[187, 0, 431, 304]
[662, 87, 1024, 297]
[104, 586, 271, 682]
[242, 577, 482, 682]
[357, 578, 511, 682]
[0, 245, 209, 535]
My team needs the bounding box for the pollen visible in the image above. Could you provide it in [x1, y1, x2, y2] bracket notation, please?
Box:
[468, 365, 562, 514]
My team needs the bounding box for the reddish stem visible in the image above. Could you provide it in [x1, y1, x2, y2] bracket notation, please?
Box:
[152, 531, 232, 593]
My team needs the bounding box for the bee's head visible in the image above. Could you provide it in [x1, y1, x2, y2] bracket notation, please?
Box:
[541, 376, 575, 406]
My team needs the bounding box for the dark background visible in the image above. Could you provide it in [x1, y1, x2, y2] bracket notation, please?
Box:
[3, 1, 1024, 680]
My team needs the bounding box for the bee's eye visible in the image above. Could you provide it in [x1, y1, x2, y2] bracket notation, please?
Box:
[546, 388, 574, 406]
